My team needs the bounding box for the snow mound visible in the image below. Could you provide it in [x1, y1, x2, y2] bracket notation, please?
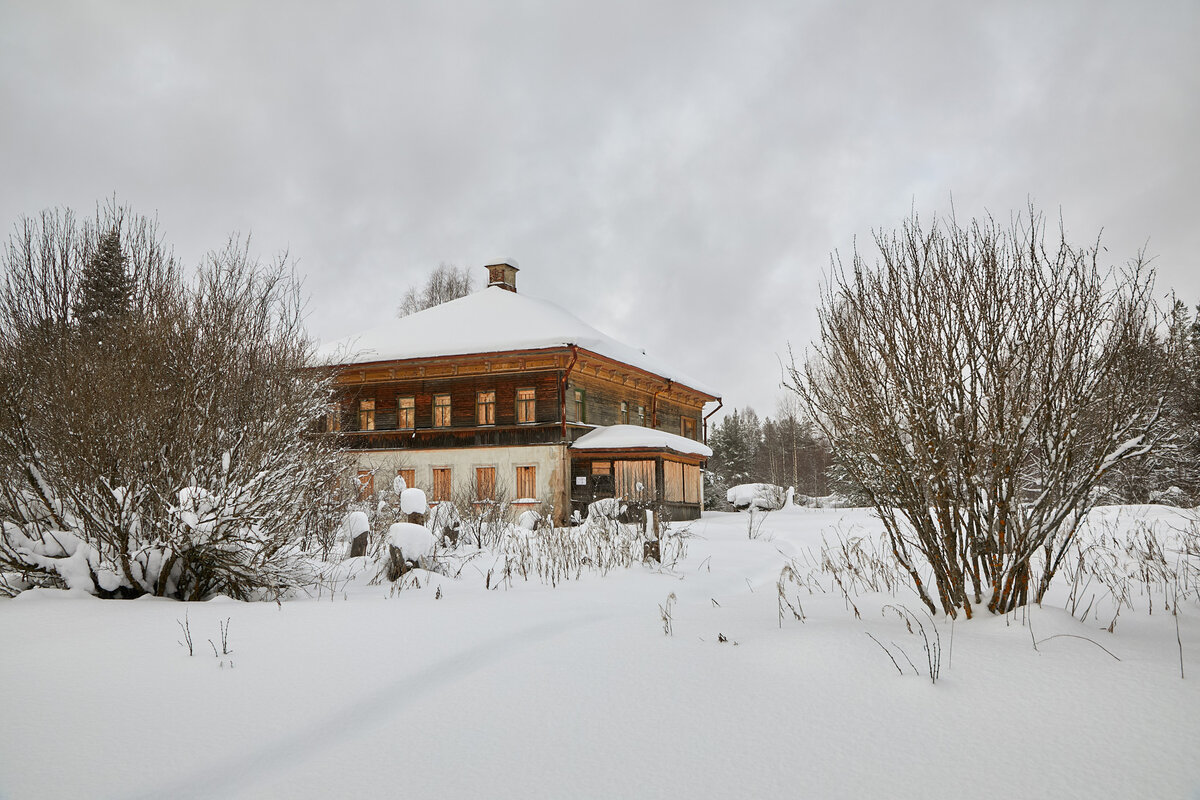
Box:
[518, 510, 542, 530]
[727, 483, 786, 511]
[400, 488, 428, 515]
[339, 511, 370, 540]
[387, 523, 436, 560]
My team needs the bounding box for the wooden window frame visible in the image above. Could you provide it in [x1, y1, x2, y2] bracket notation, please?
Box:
[477, 390, 496, 426]
[515, 465, 536, 500]
[432, 467, 452, 502]
[681, 416, 696, 439]
[433, 394, 451, 428]
[574, 388, 586, 423]
[516, 387, 536, 424]
[620, 401, 629, 425]
[475, 466, 496, 501]
[397, 396, 415, 429]
[359, 399, 375, 431]
[683, 464, 701, 504]
[396, 468, 416, 492]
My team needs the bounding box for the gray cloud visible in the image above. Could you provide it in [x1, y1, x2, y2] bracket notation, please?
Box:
[2, 0, 1197, 416]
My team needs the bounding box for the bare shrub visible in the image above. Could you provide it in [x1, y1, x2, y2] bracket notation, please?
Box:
[788, 206, 1166, 617]
[0, 204, 341, 600]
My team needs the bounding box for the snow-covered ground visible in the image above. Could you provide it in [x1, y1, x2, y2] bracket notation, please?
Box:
[2, 506, 1198, 799]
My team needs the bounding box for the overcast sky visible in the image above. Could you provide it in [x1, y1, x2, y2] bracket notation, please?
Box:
[2, 1, 1197, 417]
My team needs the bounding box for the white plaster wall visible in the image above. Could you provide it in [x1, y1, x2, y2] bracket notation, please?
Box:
[352, 445, 568, 506]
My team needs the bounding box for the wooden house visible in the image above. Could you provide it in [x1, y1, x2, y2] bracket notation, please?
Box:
[319, 262, 721, 520]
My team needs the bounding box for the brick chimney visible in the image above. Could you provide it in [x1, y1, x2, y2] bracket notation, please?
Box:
[485, 260, 519, 292]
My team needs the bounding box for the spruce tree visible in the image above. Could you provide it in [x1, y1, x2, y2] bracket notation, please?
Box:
[73, 228, 132, 329]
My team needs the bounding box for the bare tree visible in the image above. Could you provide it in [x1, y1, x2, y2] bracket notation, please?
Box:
[787, 206, 1166, 618]
[0, 205, 343, 600]
[396, 262, 474, 317]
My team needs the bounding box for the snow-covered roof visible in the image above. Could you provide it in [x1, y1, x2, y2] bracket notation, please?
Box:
[571, 424, 713, 458]
[317, 286, 719, 398]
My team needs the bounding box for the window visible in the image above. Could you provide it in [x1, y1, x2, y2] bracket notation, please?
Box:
[664, 461, 684, 502]
[684, 464, 701, 504]
[432, 468, 452, 502]
[325, 405, 341, 432]
[517, 388, 536, 423]
[574, 389, 586, 423]
[358, 399, 375, 431]
[477, 390, 496, 425]
[397, 397, 415, 429]
[637, 405, 645, 425]
[433, 394, 451, 427]
[590, 461, 614, 495]
[515, 465, 536, 500]
[620, 401, 629, 424]
[615, 460, 655, 502]
[396, 468, 415, 492]
[356, 470, 375, 501]
[681, 416, 696, 439]
[475, 466, 496, 501]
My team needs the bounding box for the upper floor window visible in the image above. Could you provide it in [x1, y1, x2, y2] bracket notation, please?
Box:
[637, 405, 646, 425]
[681, 416, 696, 439]
[433, 394, 451, 427]
[574, 389, 586, 423]
[620, 401, 629, 425]
[398, 396, 415, 429]
[477, 391, 496, 425]
[516, 388, 536, 423]
[325, 405, 341, 432]
[359, 399, 375, 431]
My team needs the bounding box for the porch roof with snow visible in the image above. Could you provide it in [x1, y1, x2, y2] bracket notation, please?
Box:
[317, 285, 719, 399]
[570, 424, 713, 459]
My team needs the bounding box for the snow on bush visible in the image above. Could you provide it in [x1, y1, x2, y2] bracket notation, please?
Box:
[586, 498, 624, 521]
[400, 488, 428, 516]
[726, 483, 786, 511]
[518, 510, 542, 530]
[0, 211, 342, 600]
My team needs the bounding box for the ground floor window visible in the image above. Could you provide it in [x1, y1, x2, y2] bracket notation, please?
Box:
[396, 468, 415, 493]
[664, 460, 684, 502]
[515, 465, 536, 500]
[683, 463, 701, 504]
[615, 460, 655, 502]
[356, 469, 375, 501]
[475, 466, 496, 500]
[432, 467, 452, 502]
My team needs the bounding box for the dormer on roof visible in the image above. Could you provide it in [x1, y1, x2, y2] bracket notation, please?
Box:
[486, 260, 519, 292]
